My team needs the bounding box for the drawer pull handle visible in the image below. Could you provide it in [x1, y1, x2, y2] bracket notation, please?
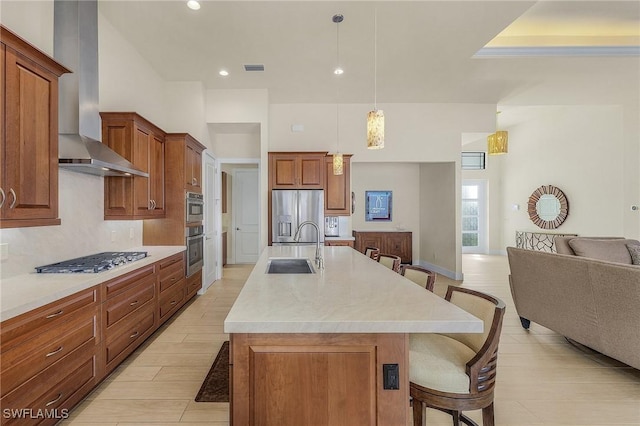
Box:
[130, 300, 139, 306]
[130, 331, 139, 339]
[170, 300, 177, 305]
[46, 346, 64, 357]
[45, 393, 63, 407]
[171, 277, 176, 281]
[46, 310, 64, 319]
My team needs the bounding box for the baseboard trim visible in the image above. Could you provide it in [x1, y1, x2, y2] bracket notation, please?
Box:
[415, 260, 463, 281]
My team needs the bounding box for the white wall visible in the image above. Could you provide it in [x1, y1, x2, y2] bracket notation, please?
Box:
[351, 163, 421, 261]
[500, 106, 630, 247]
[164, 81, 211, 149]
[0, 0, 54, 55]
[211, 132, 260, 159]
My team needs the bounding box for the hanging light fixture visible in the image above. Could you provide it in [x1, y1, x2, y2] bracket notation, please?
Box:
[367, 8, 384, 149]
[488, 111, 508, 155]
[332, 14, 344, 175]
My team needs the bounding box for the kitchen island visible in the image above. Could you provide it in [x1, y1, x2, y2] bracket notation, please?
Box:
[224, 245, 483, 426]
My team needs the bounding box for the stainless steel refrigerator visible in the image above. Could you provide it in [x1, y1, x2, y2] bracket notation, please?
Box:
[272, 190, 325, 244]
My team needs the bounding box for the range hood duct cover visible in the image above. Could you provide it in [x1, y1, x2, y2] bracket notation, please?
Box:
[54, 0, 147, 178]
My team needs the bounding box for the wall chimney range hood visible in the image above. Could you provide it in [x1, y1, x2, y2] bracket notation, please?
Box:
[54, 0, 148, 178]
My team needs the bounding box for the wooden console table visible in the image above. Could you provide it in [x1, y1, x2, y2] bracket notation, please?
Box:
[353, 230, 412, 264]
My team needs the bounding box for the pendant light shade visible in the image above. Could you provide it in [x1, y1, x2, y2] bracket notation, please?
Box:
[367, 110, 385, 149]
[488, 111, 508, 155]
[332, 152, 344, 175]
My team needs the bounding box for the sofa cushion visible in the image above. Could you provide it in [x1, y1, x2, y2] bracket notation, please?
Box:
[568, 238, 640, 264]
[627, 244, 640, 265]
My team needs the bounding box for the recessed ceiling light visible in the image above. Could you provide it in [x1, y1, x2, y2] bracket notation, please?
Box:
[187, 1, 200, 11]
[334, 68, 344, 75]
[219, 70, 229, 76]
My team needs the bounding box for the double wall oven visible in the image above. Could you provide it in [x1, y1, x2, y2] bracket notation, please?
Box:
[186, 192, 204, 277]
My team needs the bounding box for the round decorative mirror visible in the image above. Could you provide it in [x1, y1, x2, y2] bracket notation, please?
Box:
[527, 185, 569, 229]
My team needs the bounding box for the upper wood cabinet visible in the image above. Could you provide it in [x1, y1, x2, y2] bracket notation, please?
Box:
[269, 152, 326, 189]
[324, 154, 352, 216]
[101, 112, 166, 220]
[185, 136, 204, 193]
[0, 26, 70, 229]
[143, 133, 206, 246]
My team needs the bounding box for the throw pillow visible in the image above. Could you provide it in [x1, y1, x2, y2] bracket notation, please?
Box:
[568, 238, 640, 264]
[627, 244, 640, 265]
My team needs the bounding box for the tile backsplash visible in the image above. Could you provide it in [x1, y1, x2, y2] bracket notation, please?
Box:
[0, 170, 142, 279]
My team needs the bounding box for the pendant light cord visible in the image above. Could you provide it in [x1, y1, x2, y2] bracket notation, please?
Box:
[373, 8, 377, 110]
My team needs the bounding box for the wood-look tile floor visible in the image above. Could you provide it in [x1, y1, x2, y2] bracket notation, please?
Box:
[63, 255, 640, 425]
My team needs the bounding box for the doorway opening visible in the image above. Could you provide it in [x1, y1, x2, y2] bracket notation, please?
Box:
[461, 180, 487, 254]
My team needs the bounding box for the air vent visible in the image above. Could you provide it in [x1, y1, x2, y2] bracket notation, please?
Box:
[244, 64, 265, 72]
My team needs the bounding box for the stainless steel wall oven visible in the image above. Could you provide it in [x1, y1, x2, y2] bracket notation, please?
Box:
[186, 224, 204, 277]
[186, 192, 204, 223]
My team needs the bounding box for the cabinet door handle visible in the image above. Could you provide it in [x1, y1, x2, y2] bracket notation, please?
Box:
[46, 346, 64, 357]
[0, 188, 5, 209]
[192, 177, 197, 185]
[170, 300, 177, 306]
[8, 188, 16, 209]
[148, 199, 153, 210]
[130, 300, 139, 306]
[152, 199, 156, 210]
[171, 277, 176, 282]
[45, 393, 63, 407]
[130, 331, 139, 339]
[46, 310, 64, 319]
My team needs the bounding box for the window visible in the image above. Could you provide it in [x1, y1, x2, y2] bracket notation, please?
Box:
[461, 152, 485, 170]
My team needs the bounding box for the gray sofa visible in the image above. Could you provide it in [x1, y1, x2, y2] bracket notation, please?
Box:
[507, 237, 640, 370]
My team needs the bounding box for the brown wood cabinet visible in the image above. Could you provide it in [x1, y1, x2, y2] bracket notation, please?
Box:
[0, 252, 198, 423]
[185, 137, 203, 193]
[143, 133, 206, 246]
[231, 333, 408, 426]
[268, 152, 325, 189]
[0, 287, 101, 425]
[325, 239, 354, 248]
[324, 154, 352, 216]
[0, 26, 70, 229]
[101, 112, 166, 220]
[353, 230, 412, 264]
[102, 264, 157, 374]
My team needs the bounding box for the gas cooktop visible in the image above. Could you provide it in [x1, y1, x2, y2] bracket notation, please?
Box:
[35, 251, 148, 273]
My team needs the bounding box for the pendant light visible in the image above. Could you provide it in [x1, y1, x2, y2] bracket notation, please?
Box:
[332, 14, 344, 175]
[367, 8, 384, 149]
[488, 111, 508, 155]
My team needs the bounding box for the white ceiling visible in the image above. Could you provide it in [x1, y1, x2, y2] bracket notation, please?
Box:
[98, 1, 640, 106]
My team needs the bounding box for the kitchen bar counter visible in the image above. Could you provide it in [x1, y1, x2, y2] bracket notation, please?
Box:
[224, 245, 481, 334]
[225, 245, 482, 426]
[0, 246, 185, 321]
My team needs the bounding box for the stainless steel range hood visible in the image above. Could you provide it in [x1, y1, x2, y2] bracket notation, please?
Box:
[54, 0, 148, 178]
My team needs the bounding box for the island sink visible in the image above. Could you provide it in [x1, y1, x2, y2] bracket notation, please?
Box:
[265, 258, 315, 274]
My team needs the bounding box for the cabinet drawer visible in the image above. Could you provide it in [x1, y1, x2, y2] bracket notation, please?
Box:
[159, 284, 185, 322]
[159, 260, 184, 293]
[105, 303, 155, 365]
[186, 270, 201, 298]
[0, 287, 98, 353]
[1, 356, 95, 425]
[0, 340, 96, 424]
[104, 277, 155, 328]
[158, 252, 184, 271]
[103, 264, 155, 299]
[1, 311, 97, 397]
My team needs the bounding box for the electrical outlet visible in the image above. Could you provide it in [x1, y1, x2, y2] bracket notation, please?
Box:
[111, 230, 116, 242]
[383, 364, 399, 390]
[0, 243, 8, 261]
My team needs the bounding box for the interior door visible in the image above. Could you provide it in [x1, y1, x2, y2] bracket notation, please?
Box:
[234, 168, 259, 263]
[203, 150, 218, 292]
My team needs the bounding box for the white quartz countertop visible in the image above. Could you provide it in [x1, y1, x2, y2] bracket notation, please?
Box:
[0, 246, 185, 322]
[224, 246, 483, 334]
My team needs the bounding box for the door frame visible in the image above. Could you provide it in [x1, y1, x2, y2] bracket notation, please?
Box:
[202, 150, 219, 292]
[217, 158, 261, 265]
[461, 179, 488, 254]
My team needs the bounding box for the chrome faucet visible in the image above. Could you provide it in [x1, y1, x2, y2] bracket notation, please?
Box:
[293, 221, 323, 269]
